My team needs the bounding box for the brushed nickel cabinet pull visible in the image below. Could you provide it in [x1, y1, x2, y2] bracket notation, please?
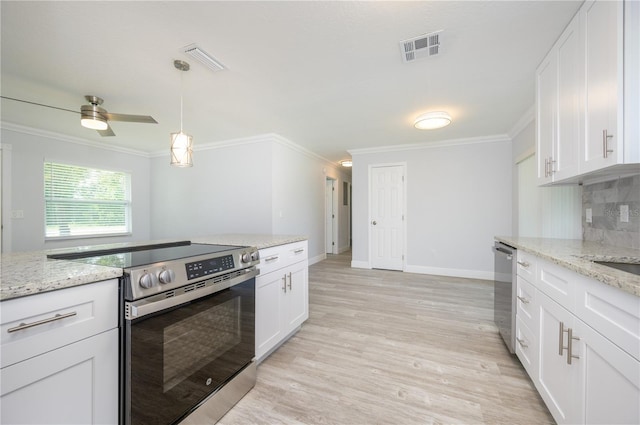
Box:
[603, 129, 614, 158]
[265, 256, 279, 263]
[282, 276, 287, 293]
[544, 157, 549, 177]
[567, 328, 580, 365]
[517, 260, 530, 268]
[287, 272, 292, 290]
[517, 295, 530, 304]
[293, 249, 304, 254]
[558, 321, 565, 356]
[516, 337, 528, 348]
[7, 311, 77, 333]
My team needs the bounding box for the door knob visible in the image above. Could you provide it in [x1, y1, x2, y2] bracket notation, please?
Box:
[371, 220, 377, 225]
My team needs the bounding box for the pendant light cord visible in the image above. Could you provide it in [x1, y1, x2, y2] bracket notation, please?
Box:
[180, 69, 184, 133]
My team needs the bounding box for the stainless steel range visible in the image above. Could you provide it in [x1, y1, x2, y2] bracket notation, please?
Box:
[50, 241, 260, 425]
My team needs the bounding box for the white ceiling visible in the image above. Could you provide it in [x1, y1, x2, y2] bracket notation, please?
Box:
[1, 1, 582, 164]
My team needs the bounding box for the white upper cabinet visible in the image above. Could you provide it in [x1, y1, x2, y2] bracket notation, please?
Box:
[556, 15, 583, 181]
[582, 0, 623, 173]
[536, 12, 583, 184]
[536, 50, 558, 185]
[536, 0, 639, 185]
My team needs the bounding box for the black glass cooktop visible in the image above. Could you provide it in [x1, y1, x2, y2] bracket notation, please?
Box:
[48, 241, 243, 269]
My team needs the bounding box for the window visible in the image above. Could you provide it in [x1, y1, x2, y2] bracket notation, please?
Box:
[44, 161, 131, 239]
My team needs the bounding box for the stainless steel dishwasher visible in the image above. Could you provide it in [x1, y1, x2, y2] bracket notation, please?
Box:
[493, 241, 517, 353]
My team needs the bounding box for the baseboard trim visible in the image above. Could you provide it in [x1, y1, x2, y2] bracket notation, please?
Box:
[405, 265, 494, 281]
[351, 260, 371, 269]
[309, 253, 326, 266]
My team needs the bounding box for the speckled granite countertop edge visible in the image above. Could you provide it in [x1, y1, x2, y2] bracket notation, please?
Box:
[495, 236, 640, 297]
[1, 234, 307, 302]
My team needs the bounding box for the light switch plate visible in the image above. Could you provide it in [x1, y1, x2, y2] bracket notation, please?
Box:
[586, 208, 592, 223]
[620, 205, 629, 223]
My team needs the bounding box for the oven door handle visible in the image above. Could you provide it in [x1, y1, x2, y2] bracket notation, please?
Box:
[125, 268, 258, 320]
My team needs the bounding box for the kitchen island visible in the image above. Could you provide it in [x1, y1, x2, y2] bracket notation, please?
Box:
[1, 234, 308, 425]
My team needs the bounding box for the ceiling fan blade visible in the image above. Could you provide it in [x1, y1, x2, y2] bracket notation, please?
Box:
[97, 125, 116, 137]
[0, 95, 79, 114]
[104, 112, 157, 124]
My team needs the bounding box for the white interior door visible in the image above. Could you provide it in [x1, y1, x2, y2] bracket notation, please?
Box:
[325, 179, 335, 254]
[370, 165, 404, 270]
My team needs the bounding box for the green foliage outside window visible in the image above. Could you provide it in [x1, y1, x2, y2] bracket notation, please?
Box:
[44, 162, 131, 238]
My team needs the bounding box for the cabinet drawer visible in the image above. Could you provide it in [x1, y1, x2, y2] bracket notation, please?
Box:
[516, 251, 537, 281]
[258, 240, 308, 275]
[575, 275, 640, 361]
[516, 275, 538, 329]
[537, 258, 575, 311]
[1, 279, 118, 368]
[1, 328, 119, 425]
[515, 315, 537, 378]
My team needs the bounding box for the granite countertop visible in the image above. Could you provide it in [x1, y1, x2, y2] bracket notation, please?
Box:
[192, 234, 307, 249]
[0, 251, 122, 302]
[496, 236, 640, 297]
[0, 234, 307, 302]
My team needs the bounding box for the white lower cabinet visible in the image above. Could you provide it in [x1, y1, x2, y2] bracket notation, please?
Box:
[576, 319, 640, 424]
[0, 279, 119, 424]
[255, 241, 309, 362]
[1, 328, 119, 425]
[518, 255, 640, 425]
[537, 292, 582, 423]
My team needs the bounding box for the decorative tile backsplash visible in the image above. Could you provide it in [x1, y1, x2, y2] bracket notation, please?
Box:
[582, 174, 640, 249]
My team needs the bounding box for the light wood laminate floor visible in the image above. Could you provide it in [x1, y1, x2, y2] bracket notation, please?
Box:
[219, 252, 554, 425]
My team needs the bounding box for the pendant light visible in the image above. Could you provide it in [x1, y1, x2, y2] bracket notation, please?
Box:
[170, 60, 193, 167]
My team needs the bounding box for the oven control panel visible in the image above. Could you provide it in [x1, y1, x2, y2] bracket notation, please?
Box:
[124, 246, 259, 301]
[186, 255, 235, 280]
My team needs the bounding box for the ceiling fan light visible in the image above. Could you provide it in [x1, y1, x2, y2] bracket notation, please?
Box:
[80, 115, 108, 130]
[80, 103, 109, 130]
[414, 111, 452, 130]
[170, 131, 193, 167]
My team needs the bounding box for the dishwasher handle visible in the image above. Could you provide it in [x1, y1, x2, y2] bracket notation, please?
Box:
[493, 245, 513, 260]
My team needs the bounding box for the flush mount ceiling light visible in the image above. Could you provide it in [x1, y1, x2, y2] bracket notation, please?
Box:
[340, 160, 353, 167]
[170, 60, 193, 167]
[414, 111, 452, 130]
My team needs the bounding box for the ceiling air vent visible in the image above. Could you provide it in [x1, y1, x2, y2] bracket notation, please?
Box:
[182, 44, 227, 72]
[400, 30, 442, 63]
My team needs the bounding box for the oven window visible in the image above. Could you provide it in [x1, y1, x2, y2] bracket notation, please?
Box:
[163, 297, 241, 392]
[126, 279, 255, 425]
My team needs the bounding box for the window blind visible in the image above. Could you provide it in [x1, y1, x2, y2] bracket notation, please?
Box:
[44, 162, 131, 238]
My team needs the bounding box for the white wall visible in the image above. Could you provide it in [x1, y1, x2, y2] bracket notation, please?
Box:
[0, 126, 152, 252]
[150, 134, 351, 263]
[351, 137, 513, 280]
[149, 138, 274, 239]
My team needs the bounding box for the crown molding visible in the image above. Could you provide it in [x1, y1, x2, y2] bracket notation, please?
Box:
[508, 104, 535, 139]
[150, 132, 337, 167]
[0, 121, 150, 157]
[347, 134, 511, 156]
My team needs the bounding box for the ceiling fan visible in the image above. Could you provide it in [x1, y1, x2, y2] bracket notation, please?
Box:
[0, 94, 157, 137]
